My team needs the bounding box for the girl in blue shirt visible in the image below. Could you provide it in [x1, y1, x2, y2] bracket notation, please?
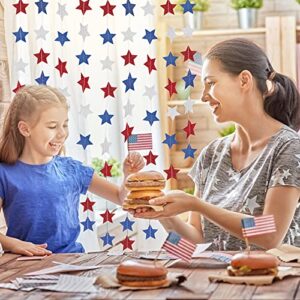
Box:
[0, 85, 145, 255]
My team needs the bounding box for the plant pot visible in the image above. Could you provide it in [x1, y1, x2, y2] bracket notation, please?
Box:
[237, 8, 258, 29]
[183, 11, 204, 30]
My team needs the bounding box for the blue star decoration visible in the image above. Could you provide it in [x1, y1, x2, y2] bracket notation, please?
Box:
[182, 144, 197, 159]
[35, 0, 48, 14]
[123, 73, 137, 92]
[81, 217, 95, 231]
[143, 225, 157, 239]
[163, 133, 177, 149]
[35, 71, 49, 85]
[55, 31, 70, 46]
[120, 216, 135, 232]
[143, 29, 157, 44]
[143, 110, 159, 126]
[77, 134, 93, 149]
[100, 232, 115, 246]
[99, 110, 114, 125]
[76, 50, 91, 65]
[181, 0, 195, 13]
[163, 52, 178, 67]
[182, 70, 197, 88]
[122, 0, 135, 16]
[13, 27, 28, 42]
[100, 29, 116, 44]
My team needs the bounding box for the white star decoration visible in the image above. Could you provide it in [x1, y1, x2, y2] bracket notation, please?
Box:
[100, 56, 114, 71]
[183, 99, 195, 113]
[101, 137, 111, 154]
[57, 3, 68, 21]
[60, 87, 70, 98]
[167, 26, 176, 42]
[35, 25, 49, 40]
[14, 58, 27, 73]
[124, 100, 134, 117]
[142, 1, 154, 16]
[79, 104, 92, 119]
[183, 26, 194, 37]
[167, 106, 180, 121]
[244, 195, 260, 214]
[79, 24, 90, 42]
[143, 85, 156, 100]
[122, 28, 136, 42]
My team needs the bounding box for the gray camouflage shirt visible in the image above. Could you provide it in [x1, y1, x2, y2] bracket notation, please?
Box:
[189, 125, 300, 250]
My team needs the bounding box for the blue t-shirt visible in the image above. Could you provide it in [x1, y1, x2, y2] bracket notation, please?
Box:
[0, 156, 94, 253]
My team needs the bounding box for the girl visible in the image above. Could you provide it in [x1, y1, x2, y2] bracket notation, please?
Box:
[133, 38, 300, 250]
[0, 85, 145, 256]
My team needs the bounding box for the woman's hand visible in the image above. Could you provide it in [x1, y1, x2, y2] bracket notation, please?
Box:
[123, 151, 145, 177]
[8, 238, 52, 256]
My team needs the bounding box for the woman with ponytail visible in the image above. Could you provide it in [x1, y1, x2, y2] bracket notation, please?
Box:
[133, 38, 300, 250]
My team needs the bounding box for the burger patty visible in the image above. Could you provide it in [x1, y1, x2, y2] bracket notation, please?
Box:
[227, 266, 278, 276]
[126, 181, 165, 187]
[117, 274, 167, 282]
[126, 199, 150, 205]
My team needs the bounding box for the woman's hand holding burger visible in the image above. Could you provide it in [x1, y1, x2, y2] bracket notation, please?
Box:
[123, 152, 145, 178]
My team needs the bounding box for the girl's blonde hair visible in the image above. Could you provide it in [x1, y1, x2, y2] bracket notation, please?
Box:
[0, 85, 68, 164]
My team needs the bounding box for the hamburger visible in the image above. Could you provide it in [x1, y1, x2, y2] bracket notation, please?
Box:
[123, 171, 166, 211]
[227, 252, 280, 276]
[116, 259, 168, 287]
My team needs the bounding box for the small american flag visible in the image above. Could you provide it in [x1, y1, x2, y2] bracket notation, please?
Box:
[186, 52, 202, 76]
[162, 231, 196, 262]
[241, 215, 276, 238]
[128, 133, 152, 151]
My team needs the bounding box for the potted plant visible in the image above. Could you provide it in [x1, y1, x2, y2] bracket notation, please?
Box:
[231, 0, 263, 29]
[176, 0, 210, 30]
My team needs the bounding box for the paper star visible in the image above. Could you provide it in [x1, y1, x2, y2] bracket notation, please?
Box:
[120, 216, 135, 231]
[143, 110, 159, 126]
[143, 85, 156, 100]
[60, 87, 71, 98]
[144, 151, 158, 165]
[245, 196, 260, 214]
[163, 133, 177, 149]
[184, 98, 196, 113]
[13, 81, 25, 94]
[123, 73, 137, 92]
[55, 58, 68, 77]
[76, 50, 91, 65]
[183, 25, 194, 37]
[35, 0, 48, 14]
[100, 56, 114, 70]
[35, 25, 49, 40]
[161, 0, 176, 15]
[165, 79, 177, 97]
[164, 165, 180, 179]
[121, 123, 134, 141]
[181, 46, 196, 61]
[282, 169, 291, 179]
[57, 3, 68, 21]
[100, 29, 116, 44]
[167, 106, 180, 120]
[100, 232, 115, 246]
[143, 225, 157, 239]
[122, 50, 137, 66]
[79, 23, 90, 42]
[122, 0, 135, 16]
[143, 29, 157, 44]
[181, 0, 195, 13]
[81, 197, 96, 212]
[124, 99, 134, 116]
[183, 70, 196, 88]
[79, 104, 92, 119]
[167, 26, 176, 42]
[142, 1, 154, 15]
[183, 120, 196, 138]
[77, 134, 93, 149]
[163, 52, 178, 67]
[144, 55, 156, 73]
[81, 217, 95, 231]
[182, 144, 197, 159]
[100, 1, 116, 16]
[99, 110, 114, 125]
[101, 137, 111, 154]
[76, 0, 91, 15]
[34, 48, 50, 64]
[101, 82, 117, 98]
[121, 236, 135, 250]
[78, 73, 90, 92]
[100, 209, 115, 223]
[13, 0, 28, 14]
[100, 161, 113, 177]
[122, 27, 136, 42]
[13, 27, 28, 42]
[55, 31, 70, 46]
[35, 71, 49, 85]
[15, 58, 27, 73]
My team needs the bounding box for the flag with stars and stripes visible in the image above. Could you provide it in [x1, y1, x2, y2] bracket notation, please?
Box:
[241, 215, 276, 238]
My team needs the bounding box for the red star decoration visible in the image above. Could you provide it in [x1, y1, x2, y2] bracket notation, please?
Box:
[121, 236, 135, 250]
[13, 0, 28, 14]
[181, 46, 197, 62]
[183, 120, 196, 138]
[101, 82, 117, 98]
[144, 55, 157, 74]
[100, 161, 112, 177]
[34, 48, 50, 64]
[80, 197, 96, 212]
[164, 79, 177, 97]
[121, 123, 134, 142]
[76, 0, 91, 15]
[143, 151, 158, 165]
[55, 58, 68, 77]
[13, 81, 25, 94]
[161, 0, 176, 15]
[78, 73, 90, 92]
[100, 209, 115, 223]
[100, 0, 116, 16]
[164, 165, 180, 180]
[121, 50, 137, 66]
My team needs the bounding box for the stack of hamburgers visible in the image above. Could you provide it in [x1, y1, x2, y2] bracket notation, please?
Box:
[123, 171, 166, 212]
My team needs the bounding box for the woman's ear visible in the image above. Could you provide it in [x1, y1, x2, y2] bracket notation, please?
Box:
[18, 121, 30, 137]
[239, 70, 252, 89]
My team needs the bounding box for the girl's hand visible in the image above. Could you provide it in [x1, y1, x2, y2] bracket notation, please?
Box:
[8, 239, 52, 256]
[123, 151, 145, 177]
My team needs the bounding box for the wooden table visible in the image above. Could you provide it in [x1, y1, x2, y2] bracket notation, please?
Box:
[0, 252, 299, 299]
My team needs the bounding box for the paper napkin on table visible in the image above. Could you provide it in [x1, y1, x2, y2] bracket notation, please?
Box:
[267, 244, 300, 263]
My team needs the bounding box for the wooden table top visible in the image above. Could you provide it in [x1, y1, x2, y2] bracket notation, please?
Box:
[0, 252, 299, 300]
